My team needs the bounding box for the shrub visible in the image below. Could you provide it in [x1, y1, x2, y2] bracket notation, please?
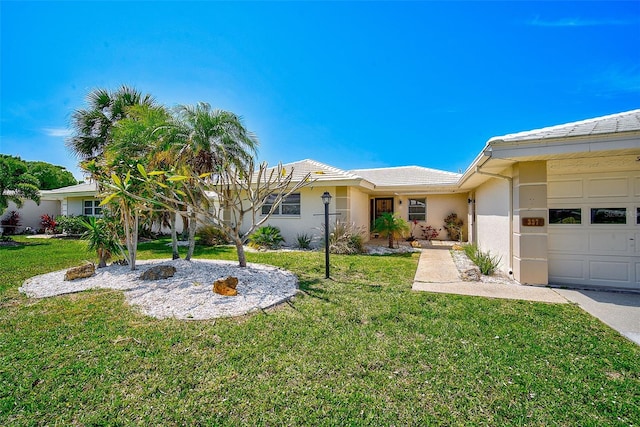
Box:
[196, 225, 229, 246]
[323, 220, 365, 255]
[1, 211, 21, 235]
[249, 225, 284, 249]
[443, 212, 464, 241]
[40, 214, 57, 234]
[296, 233, 312, 250]
[462, 243, 501, 275]
[420, 225, 440, 241]
[55, 215, 88, 235]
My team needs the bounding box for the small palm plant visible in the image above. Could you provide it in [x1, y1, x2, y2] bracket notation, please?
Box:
[81, 216, 121, 268]
[373, 212, 410, 249]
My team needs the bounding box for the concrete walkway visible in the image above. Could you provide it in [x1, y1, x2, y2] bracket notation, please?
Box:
[411, 246, 640, 346]
[412, 247, 567, 304]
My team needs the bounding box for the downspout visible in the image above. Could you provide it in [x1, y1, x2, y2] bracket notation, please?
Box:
[474, 166, 514, 275]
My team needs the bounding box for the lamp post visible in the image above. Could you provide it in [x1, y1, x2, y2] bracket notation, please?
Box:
[321, 191, 332, 279]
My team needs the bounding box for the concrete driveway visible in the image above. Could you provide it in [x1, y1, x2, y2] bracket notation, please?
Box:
[555, 289, 640, 346]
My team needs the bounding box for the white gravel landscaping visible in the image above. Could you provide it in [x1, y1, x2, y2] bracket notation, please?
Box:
[19, 259, 298, 320]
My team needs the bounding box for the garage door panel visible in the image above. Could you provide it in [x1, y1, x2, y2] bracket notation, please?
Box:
[548, 232, 588, 252]
[634, 177, 640, 196]
[587, 178, 628, 197]
[549, 257, 586, 281]
[549, 180, 583, 199]
[588, 232, 631, 253]
[589, 260, 630, 282]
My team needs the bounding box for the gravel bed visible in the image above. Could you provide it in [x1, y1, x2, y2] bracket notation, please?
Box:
[19, 259, 298, 320]
[451, 249, 517, 285]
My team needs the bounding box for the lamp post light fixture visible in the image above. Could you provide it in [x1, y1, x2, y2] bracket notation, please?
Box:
[321, 191, 332, 279]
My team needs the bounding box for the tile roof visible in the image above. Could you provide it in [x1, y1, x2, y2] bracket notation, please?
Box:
[40, 181, 99, 195]
[263, 159, 362, 182]
[490, 109, 640, 144]
[350, 166, 461, 187]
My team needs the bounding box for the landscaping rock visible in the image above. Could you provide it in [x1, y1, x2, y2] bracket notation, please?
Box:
[213, 276, 239, 296]
[64, 263, 95, 281]
[140, 265, 177, 281]
[461, 266, 481, 282]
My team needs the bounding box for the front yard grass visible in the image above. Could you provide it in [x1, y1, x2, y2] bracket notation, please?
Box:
[1, 237, 639, 425]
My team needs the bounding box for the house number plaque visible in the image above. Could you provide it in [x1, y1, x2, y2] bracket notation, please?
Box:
[522, 217, 545, 227]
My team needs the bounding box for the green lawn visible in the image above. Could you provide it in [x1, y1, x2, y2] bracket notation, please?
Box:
[1, 237, 638, 426]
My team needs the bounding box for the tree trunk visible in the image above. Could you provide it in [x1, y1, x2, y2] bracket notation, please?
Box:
[97, 248, 108, 268]
[170, 212, 180, 260]
[235, 238, 247, 267]
[185, 210, 197, 261]
[388, 232, 394, 249]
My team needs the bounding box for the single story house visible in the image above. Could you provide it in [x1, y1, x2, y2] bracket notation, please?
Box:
[5, 109, 639, 291]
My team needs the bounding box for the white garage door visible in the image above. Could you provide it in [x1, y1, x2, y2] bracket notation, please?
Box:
[548, 169, 639, 290]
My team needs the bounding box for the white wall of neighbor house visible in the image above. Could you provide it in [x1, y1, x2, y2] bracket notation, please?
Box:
[3, 199, 60, 232]
[474, 176, 512, 274]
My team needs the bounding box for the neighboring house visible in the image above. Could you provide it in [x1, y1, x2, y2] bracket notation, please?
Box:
[7, 109, 639, 291]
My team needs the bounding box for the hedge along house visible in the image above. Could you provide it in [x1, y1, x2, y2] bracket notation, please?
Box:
[251, 159, 467, 246]
[459, 109, 640, 291]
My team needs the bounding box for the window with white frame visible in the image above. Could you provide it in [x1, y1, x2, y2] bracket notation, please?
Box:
[261, 193, 301, 216]
[408, 198, 426, 221]
[84, 200, 103, 216]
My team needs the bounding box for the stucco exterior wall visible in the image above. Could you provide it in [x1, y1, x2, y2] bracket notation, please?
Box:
[246, 186, 339, 247]
[348, 187, 371, 240]
[395, 193, 468, 241]
[474, 176, 511, 273]
[3, 199, 60, 232]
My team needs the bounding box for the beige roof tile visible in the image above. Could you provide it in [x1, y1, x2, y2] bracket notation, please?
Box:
[350, 166, 460, 187]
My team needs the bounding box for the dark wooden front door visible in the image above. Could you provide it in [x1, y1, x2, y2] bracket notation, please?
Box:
[370, 198, 394, 229]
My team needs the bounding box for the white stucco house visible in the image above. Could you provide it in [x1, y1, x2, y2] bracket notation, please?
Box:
[5, 109, 639, 291]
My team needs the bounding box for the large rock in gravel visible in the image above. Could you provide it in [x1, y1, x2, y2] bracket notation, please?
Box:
[140, 265, 177, 281]
[64, 263, 95, 281]
[461, 267, 481, 282]
[213, 276, 238, 296]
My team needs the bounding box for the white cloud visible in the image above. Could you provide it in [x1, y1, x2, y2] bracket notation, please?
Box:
[43, 127, 73, 137]
[528, 16, 633, 27]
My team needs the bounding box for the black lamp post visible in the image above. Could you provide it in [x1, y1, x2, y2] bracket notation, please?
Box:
[321, 191, 332, 279]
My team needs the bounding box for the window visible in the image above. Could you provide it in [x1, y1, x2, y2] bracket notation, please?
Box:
[84, 200, 102, 216]
[549, 208, 581, 224]
[408, 198, 426, 221]
[591, 208, 626, 224]
[261, 193, 300, 216]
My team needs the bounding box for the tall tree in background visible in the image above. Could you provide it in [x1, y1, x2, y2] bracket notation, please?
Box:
[0, 155, 40, 215]
[26, 161, 77, 189]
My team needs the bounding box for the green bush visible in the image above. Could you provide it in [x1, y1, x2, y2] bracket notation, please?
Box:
[249, 225, 285, 249]
[296, 233, 312, 250]
[55, 215, 88, 235]
[462, 243, 501, 275]
[196, 225, 229, 246]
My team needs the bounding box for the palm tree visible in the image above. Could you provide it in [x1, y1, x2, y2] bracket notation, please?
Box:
[67, 85, 155, 165]
[373, 212, 410, 249]
[81, 216, 121, 268]
[172, 102, 259, 260]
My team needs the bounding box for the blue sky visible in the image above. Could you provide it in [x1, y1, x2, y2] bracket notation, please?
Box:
[1, 1, 639, 180]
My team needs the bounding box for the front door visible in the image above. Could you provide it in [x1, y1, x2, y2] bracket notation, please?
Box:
[370, 198, 394, 230]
